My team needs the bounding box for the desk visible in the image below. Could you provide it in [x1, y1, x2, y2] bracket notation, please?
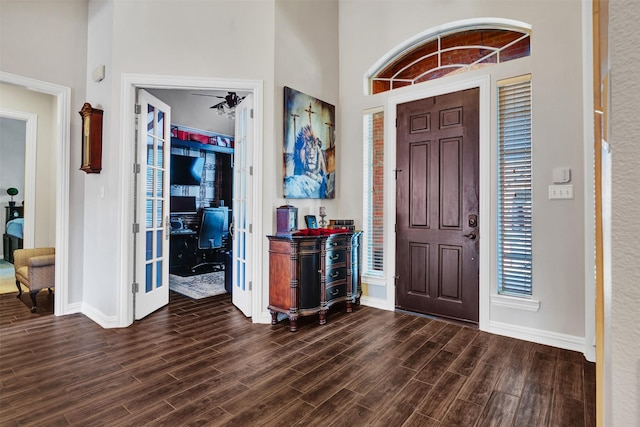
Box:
[169, 230, 198, 271]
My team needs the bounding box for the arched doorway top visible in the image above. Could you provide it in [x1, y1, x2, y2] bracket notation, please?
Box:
[364, 18, 532, 95]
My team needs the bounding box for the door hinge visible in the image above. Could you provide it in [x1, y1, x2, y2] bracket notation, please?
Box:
[249, 224, 253, 233]
[248, 281, 252, 291]
[395, 117, 398, 128]
[133, 163, 140, 174]
[132, 282, 139, 293]
[250, 108, 254, 119]
[133, 223, 140, 234]
[249, 166, 253, 176]
[134, 104, 141, 114]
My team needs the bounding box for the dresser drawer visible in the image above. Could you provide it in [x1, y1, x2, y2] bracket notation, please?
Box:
[326, 249, 346, 266]
[326, 283, 347, 302]
[326, 266, 346, 285]
[326, 234, 348, 249]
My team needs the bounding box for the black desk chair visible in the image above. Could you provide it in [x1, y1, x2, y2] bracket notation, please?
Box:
[190, 207, 229, 273]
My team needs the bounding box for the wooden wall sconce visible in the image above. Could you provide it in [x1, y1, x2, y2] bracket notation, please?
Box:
[79, 102, 103, 173]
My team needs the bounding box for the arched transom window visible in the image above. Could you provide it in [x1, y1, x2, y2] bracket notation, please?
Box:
[367, 22, 531, 95]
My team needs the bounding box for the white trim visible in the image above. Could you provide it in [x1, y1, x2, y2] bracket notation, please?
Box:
[489, 320, 586, 353]
[82, 302, 120, 329]
[385, 75, 491, 330]
[0, 108, 37, 248]
[0, 71, 71, 317]
[491, 294, 540, 312]
[364, 18, 533, 95]
[360, 295, 393, 311]
[581, 0, 596, 365]
[362, 274, 386, 288]
[119, 74, 264, 327]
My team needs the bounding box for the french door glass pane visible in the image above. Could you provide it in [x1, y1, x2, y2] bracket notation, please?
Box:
[145, 263, 152, 292]
[146, 231, 152, 261]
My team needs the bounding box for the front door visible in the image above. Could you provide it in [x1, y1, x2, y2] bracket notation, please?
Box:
[395, 88, 479, 323]
[231, 94, 253, 317]
[134, 89, 171, 320]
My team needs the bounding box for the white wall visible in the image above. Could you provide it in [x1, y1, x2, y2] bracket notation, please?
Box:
[0, 117, 26, 208]
[0, 84, 57, 249]
[146, 89, 236, 136]
[272, 0, 339, 320]
[81, 0, 277, 320]
[339, 0, 587, 347]
[1, 0, 598, 357]
[0, 0, 88, 304]
[273, 0, 339, 217]
[610, 0, 640, 424]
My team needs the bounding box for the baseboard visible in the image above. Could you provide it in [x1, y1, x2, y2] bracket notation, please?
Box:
[62, 301, 82, 315]
[256, 310, 272, 324]
[360, 295, 394, 311]
[81, 302, 121, 328]
[488, 320, 586, 354]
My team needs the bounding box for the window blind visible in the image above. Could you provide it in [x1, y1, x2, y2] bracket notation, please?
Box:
[497, 76, 532, 296]
[363, 110, 384, 276]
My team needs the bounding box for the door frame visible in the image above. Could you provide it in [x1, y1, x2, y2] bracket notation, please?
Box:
[119, 74, 263, 326]
[385, 75, 491, 330]
[0, 71, 71, 317]
[0, 108, 37, 249]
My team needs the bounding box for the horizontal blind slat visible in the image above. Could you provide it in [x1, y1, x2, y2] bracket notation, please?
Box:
[498, 77, 532, 296]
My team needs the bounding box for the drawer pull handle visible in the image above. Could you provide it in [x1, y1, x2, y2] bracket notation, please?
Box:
[330, 271, 340, 278]
[330, 241, 338, 246]
[330, 254, 340, 260]
[330, 288, 340, 296]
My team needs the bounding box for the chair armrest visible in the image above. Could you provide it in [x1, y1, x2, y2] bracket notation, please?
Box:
[13, 248, 55, 270]
[29, 254, 56, 268]
[28, 258, 56, 292]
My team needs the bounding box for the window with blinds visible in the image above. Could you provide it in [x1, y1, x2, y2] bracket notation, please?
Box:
[497, 75, 533, 296]
[363, 109, 385, 276]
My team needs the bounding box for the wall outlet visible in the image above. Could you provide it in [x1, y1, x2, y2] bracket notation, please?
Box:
[548, 184, 574, 200]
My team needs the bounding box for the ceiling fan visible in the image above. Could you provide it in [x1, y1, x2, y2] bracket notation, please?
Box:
[210, 92, 245, 110]
[191, 91, 246, 119]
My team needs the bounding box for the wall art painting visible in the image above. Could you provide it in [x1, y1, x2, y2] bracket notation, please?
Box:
[283, 86, 335, 199]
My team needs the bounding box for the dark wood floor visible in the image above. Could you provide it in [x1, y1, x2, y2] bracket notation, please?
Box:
[0, 290, 595, 426]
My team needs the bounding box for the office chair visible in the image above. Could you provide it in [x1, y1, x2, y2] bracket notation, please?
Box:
[190, 207, 229, 273]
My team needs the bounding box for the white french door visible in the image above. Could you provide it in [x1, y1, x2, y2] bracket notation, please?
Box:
[134, 89, 171, 320]
[232, 94, 253, 316]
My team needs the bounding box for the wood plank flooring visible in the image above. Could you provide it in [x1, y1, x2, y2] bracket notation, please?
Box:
[0, 291, 595, 426]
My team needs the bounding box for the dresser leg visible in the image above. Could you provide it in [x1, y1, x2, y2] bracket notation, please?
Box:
[346, 300, 353, 313]
[288, 316, 298, 332]
[270, 310, 278, 325]
[318, 310, 326, 325]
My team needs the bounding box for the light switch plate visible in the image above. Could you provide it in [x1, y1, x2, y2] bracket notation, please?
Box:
[549, 184, 574, 200]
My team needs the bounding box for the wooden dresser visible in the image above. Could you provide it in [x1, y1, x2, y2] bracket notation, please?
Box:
[267, 231, 362, 331]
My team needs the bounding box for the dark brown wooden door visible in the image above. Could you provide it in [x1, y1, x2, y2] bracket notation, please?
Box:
[395, 88, 479, 323]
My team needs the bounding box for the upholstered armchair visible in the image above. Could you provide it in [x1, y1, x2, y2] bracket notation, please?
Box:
[13, 247, 55, 313]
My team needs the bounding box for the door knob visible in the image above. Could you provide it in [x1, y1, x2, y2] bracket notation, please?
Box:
[464, 233, 476, 240]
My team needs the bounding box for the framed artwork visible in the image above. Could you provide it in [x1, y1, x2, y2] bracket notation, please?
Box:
[304, 215, 318, 229]
[283, 87, 336, 199]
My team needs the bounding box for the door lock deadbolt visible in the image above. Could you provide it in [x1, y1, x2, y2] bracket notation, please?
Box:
[468, 214, 478, 228]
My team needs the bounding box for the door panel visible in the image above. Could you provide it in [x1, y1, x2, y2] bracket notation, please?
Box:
[396, 88, 479, 323]
[232, 94, 253, 317]
[135, 90, 171, 320]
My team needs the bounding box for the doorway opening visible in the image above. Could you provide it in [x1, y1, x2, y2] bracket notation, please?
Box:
[395, 88, 480, 324]
[147, 88, 241, 301]
[385, 76, 491, 330]
[120, 74, 263, 326]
